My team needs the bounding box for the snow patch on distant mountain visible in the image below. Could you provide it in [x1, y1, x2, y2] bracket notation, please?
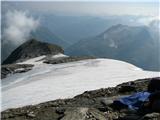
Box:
[109, 39, 118, 48]
[2, 56, 160, 111]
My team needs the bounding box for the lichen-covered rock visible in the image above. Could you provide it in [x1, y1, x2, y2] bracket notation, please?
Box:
[61, 107, 106, 120]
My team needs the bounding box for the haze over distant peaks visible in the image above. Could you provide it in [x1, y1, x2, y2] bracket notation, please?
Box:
[66, 24, 160, 71]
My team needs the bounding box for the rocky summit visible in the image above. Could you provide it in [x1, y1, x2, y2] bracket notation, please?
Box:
[2, 77, 160, 120]
[2, 39, 64, 64]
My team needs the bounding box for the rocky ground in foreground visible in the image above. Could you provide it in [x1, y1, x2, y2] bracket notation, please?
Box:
[2, 77, 160, 120]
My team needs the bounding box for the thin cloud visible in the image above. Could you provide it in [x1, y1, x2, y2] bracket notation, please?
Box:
[3, 10, 39, 45]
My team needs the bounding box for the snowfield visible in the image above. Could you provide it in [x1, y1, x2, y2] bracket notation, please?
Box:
[2, 55, 160, 111]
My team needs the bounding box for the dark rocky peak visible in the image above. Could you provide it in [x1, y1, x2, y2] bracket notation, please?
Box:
[3, 39, 64, 64]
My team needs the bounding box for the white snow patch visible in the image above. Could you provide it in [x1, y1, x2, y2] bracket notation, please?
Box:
[2, 58, 160, 111]
[14, 68, 26, 71]
[17, 55, 46, 65]
[52, 53, 68, 59]
[17, 54, 68, 65]
[109, 39, 118, 48]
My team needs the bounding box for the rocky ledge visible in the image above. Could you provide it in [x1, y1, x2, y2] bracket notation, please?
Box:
[1, 64, 34, 79]
[2, 77, 160, 120]
[43, 56, 95, 64]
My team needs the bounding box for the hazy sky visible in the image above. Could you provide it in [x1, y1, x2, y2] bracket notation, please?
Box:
[2, 0, 159, 17]
[1, 0, 159, 2]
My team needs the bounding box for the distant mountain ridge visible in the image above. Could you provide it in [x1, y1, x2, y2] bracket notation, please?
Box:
[3, 39, 64, 64]
[66, 24, 160, 71]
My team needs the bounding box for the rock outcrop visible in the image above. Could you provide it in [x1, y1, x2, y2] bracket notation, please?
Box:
[44, 56, 95, 64]
[1, 64, 34, 79]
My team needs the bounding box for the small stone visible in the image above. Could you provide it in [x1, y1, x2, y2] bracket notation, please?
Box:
[86, 115, 90, 119]
[98, 107, 109, 112]
[56, 107, 65, 114]
[118, 85, 136, 93]
[100, 98, 113, 106]
[27, 111, 36, 118]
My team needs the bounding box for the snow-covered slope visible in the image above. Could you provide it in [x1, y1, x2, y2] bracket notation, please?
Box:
[2, 55, 160, 111]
